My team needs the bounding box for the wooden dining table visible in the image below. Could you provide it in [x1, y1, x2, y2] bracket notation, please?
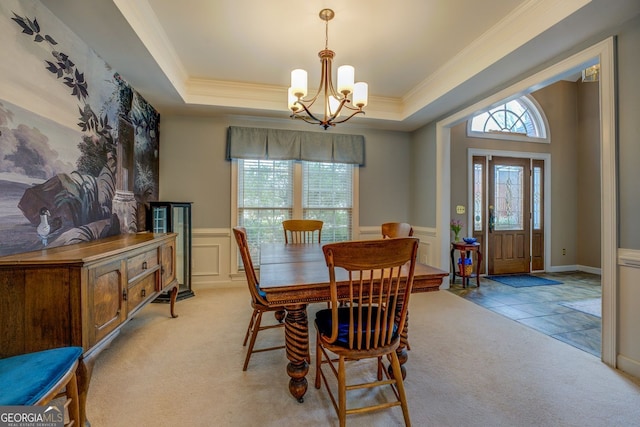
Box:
[259, 242, 448, 402]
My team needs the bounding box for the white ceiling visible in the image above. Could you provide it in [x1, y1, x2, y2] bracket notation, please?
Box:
[43, 0, 640, 131]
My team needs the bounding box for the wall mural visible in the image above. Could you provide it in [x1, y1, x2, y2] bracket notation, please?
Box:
[0, 1, 159, 257]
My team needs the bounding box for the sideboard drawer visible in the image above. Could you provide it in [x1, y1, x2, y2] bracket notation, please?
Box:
[127, 249, 159, 281]
[127, 273, 157, 315]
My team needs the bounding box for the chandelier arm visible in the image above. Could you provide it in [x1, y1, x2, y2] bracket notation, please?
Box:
[290, 101, 336, 130]
[324, 98, 348, 123]
[291, 101, 325, 124]
[320, 52, 345, 121]
[327, 109, 366, 125]
[292, 115, 328, 126]
[327, 97, 364, 121]
[323, 56, 343, 100]
[335, 100, 362, 112]
[292, 95, 364, 128]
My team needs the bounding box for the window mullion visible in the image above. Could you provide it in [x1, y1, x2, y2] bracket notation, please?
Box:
[293, 162, 303, 218]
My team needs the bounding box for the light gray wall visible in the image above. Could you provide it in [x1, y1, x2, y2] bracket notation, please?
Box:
[446, 81, 591, 268]
[158, 116, 412, 229]
[577, 80, 601, 267]
[356, 129, 413, 225]
[159, 115, 231, 228]
[531, 82, 580, 268]
[617, 15, 640, 250]
[409, 122, 438, 227]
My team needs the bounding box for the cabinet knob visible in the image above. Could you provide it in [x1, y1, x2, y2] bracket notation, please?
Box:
[122, 289, 127, 301]
[141, 289, 146, 298]
[142, 261, 148, 270]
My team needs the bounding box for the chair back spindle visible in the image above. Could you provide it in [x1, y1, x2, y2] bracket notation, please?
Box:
[321, 238, 419, 350]
[283, 220, 323, 244]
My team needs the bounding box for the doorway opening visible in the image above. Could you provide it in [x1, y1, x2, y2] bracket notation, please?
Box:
[436, 38, 616, 365]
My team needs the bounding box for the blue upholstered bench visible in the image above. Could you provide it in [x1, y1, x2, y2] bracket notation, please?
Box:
[0, 347, 83, 424]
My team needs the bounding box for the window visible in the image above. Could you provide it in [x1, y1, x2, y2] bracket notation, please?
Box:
[234, 159, 356, 264]
[532, 165, 542, 230]
[302, 162, 353, 242]
[467, 95, 549, 143]
[237, 159, 293, 245]
[493, 164, 524, 230]
[473, 158, 484, 232]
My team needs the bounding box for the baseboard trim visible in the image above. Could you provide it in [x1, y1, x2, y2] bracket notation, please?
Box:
[617, 354, 640, 379]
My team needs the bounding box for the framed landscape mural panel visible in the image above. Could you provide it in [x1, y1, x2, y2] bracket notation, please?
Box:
[0, 0, 159, 257]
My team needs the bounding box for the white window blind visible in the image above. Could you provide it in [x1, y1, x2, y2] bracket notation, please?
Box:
[237, 159, 354, 264]
[303, 162, 353, 242]
[238, 160, 293, 260]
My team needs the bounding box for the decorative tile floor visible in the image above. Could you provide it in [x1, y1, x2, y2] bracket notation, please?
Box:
[447, 271, 602, 357]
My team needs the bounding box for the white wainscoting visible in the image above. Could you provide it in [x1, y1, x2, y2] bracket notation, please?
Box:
[617, 248, 640, 379]
[192, 228, 234, 289]
[193, 226, 445, 291]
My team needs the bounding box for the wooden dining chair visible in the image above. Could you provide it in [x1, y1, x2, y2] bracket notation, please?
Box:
[381, 222, 414, 238]
[232, 227, 286, 371]
[0, 346, 84, 427]
[282, 219, 323, 244]
[314, 237, 419, 427]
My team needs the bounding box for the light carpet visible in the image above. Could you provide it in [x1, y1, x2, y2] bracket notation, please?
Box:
[86, 287, 640, 427]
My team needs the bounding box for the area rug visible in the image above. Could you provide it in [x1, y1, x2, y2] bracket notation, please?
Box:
[559, 298, 601, 318]
[486, 274, 562, 287]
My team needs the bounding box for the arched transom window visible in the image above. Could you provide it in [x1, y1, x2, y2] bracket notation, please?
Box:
[467, 95, 549, 143]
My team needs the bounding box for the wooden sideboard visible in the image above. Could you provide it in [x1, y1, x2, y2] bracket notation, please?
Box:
[0, 232, 179, 425]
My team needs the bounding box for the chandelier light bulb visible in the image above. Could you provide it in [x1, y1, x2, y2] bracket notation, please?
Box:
[337, 65, 354, 95]
[290, 69, 308, 98]
[353, 82, 368, 108]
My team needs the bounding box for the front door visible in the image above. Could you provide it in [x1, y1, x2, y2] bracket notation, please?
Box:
[487, 156, 531, 275]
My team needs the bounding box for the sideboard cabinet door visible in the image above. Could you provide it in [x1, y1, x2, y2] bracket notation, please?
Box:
[160, 240, 176, 290]
[87, 259, 127, 348]
[0, 267, 72, 356]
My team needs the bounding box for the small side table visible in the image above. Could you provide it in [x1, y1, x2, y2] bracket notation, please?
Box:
[450, 242, 482, 288]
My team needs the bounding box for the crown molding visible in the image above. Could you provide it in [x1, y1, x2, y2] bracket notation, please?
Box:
[113, 0, 189, 100]
[402, 0, 591, 117]
[113, 0, 590, 124]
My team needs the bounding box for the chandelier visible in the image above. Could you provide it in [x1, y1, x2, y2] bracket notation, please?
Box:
[582, 64, 600, 82]
[287, 9, 368, 130]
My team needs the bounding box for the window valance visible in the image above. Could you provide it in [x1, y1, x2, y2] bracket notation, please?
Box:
[227, 126, 365, 165]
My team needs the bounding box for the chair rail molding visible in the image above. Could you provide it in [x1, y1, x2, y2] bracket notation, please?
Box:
[191, 226, 442, 290]
[618, 248, 640, 268]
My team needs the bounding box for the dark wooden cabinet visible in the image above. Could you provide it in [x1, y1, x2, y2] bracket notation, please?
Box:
[0, 233, 179, 426]
[147, 202, 193, 301]
[0, 232, 178, 358]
